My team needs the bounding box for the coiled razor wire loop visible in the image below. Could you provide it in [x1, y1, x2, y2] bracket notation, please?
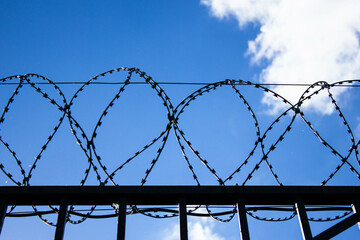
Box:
[0, 68, 360, 225]
[0, 74, 68, 226]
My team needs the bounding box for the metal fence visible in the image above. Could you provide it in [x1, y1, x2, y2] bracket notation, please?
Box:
[0, 186, 359, 240]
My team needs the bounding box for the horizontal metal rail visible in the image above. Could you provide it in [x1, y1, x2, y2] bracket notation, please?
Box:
[0, 186, 359, 205]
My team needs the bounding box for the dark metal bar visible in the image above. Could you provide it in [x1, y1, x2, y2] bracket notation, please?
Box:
[313, 213, 360, 240]
[0, 186, 359, 206]
[0, 200, 7, 236]
[237, 199, 250, 240]
[117, 199, 126, 240]
[295, 200, 312, 240]
[179, 200, 188, 240]
[54, 199, 68, 240]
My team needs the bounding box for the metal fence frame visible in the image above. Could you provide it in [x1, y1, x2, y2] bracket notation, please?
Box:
[0, 186, 359, 240]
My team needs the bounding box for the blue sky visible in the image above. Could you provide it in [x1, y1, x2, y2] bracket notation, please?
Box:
[1, 0, 360, 239]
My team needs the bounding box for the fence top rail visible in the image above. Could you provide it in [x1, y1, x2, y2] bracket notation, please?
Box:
[0, 186, 359, 206]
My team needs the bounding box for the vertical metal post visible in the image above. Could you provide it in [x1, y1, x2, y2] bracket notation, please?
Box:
[237, 199, 250, 240]
[54, 199, 68, 240]
[117, 199, 127, 240]
[0, 199, 7, 236]
[179, 199, 188, 240]
[295, 199, 312, 240]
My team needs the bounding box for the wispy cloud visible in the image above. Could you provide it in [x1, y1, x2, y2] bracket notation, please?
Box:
[162, 218, 225, 240]
[201, 0, 360, 114]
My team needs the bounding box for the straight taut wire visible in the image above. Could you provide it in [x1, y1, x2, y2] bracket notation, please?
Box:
[0, 81, 360, 87]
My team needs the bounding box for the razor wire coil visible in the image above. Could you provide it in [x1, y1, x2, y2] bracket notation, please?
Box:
[0, 67, 359, 224]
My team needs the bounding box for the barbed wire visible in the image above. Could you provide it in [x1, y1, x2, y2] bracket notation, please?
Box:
[0, 68, 359, 225]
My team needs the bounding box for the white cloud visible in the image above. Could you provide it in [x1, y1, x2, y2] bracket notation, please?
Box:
[201, 0, 360, 115]
[163, 223, 180, 240]
[162, 218, 225, 240]
[189, 218, 226, 240]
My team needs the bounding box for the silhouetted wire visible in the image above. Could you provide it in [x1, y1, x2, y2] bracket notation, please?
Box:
[1, 81, 360, 87]
[1, 69, 359, 225]
[6, 206, 352, 219]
